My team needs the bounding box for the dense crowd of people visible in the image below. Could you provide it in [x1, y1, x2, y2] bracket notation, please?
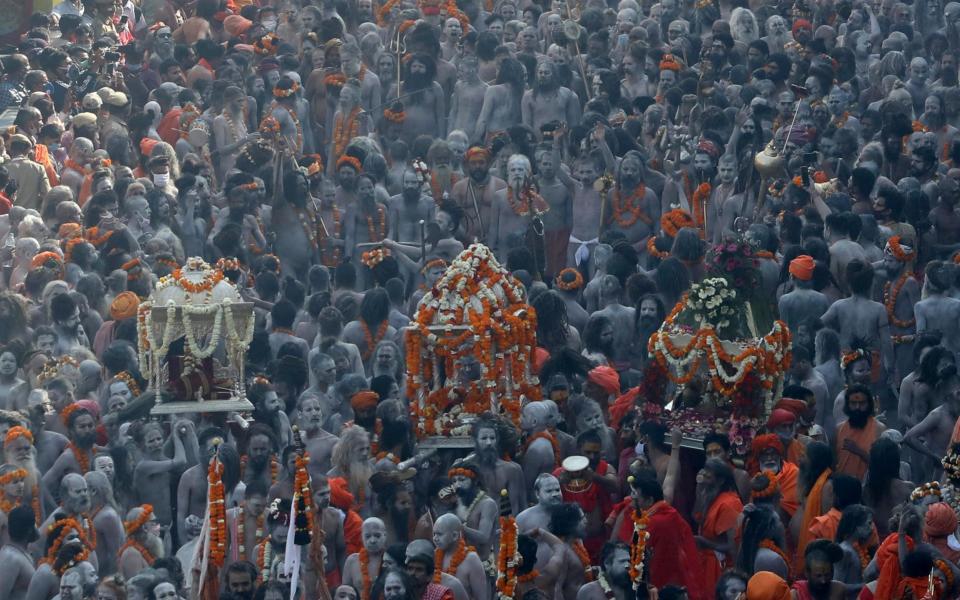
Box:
[2, 0, 960, 597]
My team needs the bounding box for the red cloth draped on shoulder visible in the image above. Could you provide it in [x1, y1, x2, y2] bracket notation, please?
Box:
[698, 491, 743, 597]
[875, 533, 915, 600]
[795, 468, 832, 573]
[630, 501, 706, 600]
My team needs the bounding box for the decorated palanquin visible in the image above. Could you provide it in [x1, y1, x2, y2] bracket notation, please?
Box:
[647, 239, 792, 455]
[136, 257, 256, 414]
[405, 244, 540, 439]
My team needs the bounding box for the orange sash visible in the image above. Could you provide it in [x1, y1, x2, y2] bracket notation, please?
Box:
[699, 491, 743, 596]
[778, 461, 800, 517]
[875, 534, 915, 600]
[795, 467, 832, 573]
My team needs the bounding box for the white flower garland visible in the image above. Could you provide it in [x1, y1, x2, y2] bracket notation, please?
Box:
[181, 303, 224, 360]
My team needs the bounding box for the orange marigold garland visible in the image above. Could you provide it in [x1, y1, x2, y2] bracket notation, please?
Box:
[611, 184, 652, 227]
[359, 547, 374, 600]
[361, 247, 390, 269]
[647, 236, 669, 260]
[118, 538, 156, 566]
[884, 271, 916, 329]
[207, 443, 228, 569]
[360, 319, 389, 362]
[365, 205, 387, 242]
[573, 540, 595, 582]
[435, 536, 474, 583]
[333, 106, 362, 162]
[626, 500, 649, 588]
[496, 507, 519, 597]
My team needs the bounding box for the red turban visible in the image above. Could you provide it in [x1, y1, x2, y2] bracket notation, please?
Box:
[751, 433, 784, 458]
[746, 572, 792, 600]
[350, 391, 379, 411]
[588, 366, 620, 396]
[789, 255, 815, 281]
[926, 502, 958, 538]
[792, 18, 812, 34]
[774, 398, 808, 419]
[766, 408, 796, 429]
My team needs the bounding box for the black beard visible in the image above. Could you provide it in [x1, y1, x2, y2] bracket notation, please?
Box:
[469, 168, 488, 183]
[639, 315, 658, 329]
[390, 508, 410, 542]
[456, 485, 477, 502]
[405, 71, 433, 91]
[807, 579, 832, 598]
[620, 174, 637, 188]
[845, 409, 870, 428]
[535, 79, 558, 93]
[609, 570, 632, 589]
[74, 432, 96, 448]
[944, 72, 958, 86]
[340, 178, 356, 192]
[249, 454, 270, 470]
[477, 446, 498, 465]
[696, 167, 716, 182]
[402, 188, 420, 203]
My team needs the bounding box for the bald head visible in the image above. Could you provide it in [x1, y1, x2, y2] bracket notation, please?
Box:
[362, 517, 387, 553]
[83, 470, 111, 501]
[521, 401, 550, 432]
[432, 513, 463, 550]
[407, 538, 434, 559]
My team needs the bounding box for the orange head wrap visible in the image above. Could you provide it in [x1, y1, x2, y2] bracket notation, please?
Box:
[746, 571, 792, 600]
[328, 476, 355, 510]
[751, 433, 784, 458]
[31, 251, 63, 271]
[885, 235, 916, 262]
[223, 14, 253, 37]
[464, 146, 491, 162]
[350, 391, 379, 411]
[659, 54, 682, 72]
[774, 398, 808, 419]
[555, 268, 584, 291]
[110, 291, 140, 321]
[4, 426, 33, 448]
[588, 366, 620, 396]
[789, 255, 815, 281]
[926, 502, 958, 539]
[336, 155, 362, 172]
[58, 223, 82, 240]
[139, 137, 159, 157]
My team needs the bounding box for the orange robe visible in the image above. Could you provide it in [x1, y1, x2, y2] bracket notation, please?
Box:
[786, 439, 806, 467]
[795, 468, 832, 573]
[808, 507, 842, 542]
[835, 418, 879, 479]
[157, 108, 184, 147]
[778, 460, 800, 517]
[33, 145, 58, 187]
[699, 491, 743, 596]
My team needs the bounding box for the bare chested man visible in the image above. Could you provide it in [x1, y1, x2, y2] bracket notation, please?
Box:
[549, 502, 592, 600]
[878, 237, 920, 385]
[467, 416, 527, 515]
[517, 473, 564, 533]
[119, 504, 164, 579]
[521, 60, 581, 136]
[132, 419, 191, 530]
[447, 461, 498, 559]
[342, 517, 387, 598]
[296, 395, 340, 480]
[388, 169, 435, 244]
[393, 54, 446, 144]
[42, 406, 102, 494]
[826, 212, 868, 295]
[475, 57, 526, 143]
[175, 427, 224, 543]
[593, 276, 636, 366]
[432, 513, 489, 600]
[778, 255, 831, 334]
[916, 261, 960, 362]
[309, 476, 347, 591]
[450, 146, 506, 242]
[820, 260, 895, 390]
[448, 55, 487, 142]
[521, 402, 562, 495]
[576, 542, 634, 600]
[488, 154, 549, 261]
[605, 151, 659, 253]
[85, 470, 123, 577]
[0, 506, 36, 600]
[905, 369, 960, 469]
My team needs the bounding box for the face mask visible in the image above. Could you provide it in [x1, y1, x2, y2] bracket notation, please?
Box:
[153, 173, 169, 186]
[635, 441, 645, 456]
[262, 18, 278, 31]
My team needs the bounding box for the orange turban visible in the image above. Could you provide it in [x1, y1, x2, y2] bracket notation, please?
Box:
[926, 502, 957, 538]
[588, 366, 620, 396]
[766, 408, 796, 429]
[350, 391, 379, 411]
[110, 291, 140, 321]
[746, 572, 792, 600]
[31, 251, 63, 270]
[58, 223, 82, 239]
[328, 476, 355, 509]
[140, 137, 159, 157]
[788, 255, 815, 281]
